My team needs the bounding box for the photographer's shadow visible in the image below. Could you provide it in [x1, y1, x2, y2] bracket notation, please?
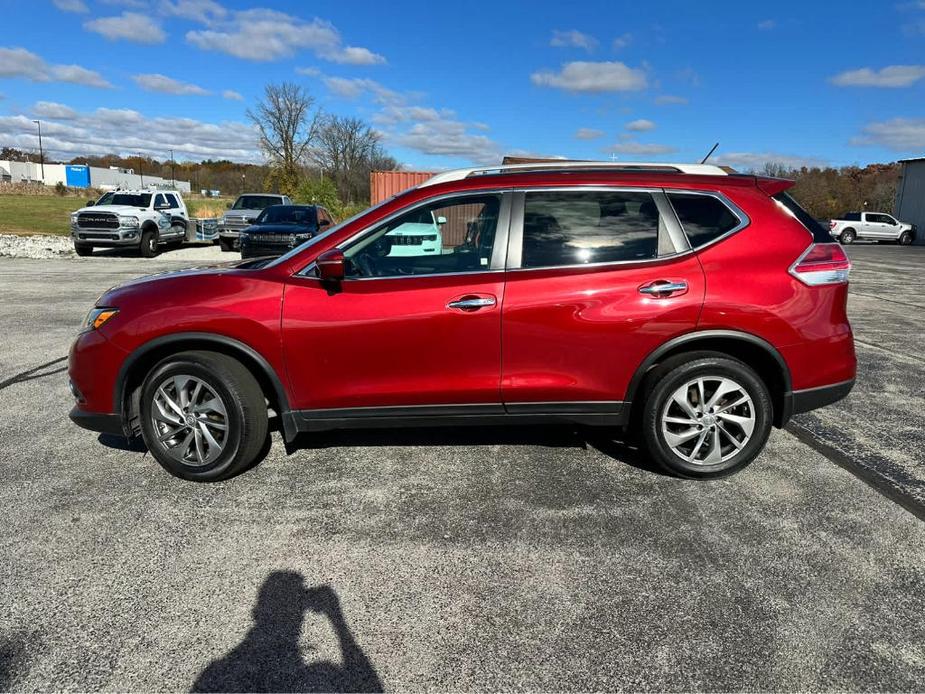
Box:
[192, 571, 383, 693]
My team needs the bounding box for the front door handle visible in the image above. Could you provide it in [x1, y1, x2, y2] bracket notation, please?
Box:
[639, 280, 688, 298]
[447, 295, 496, 311]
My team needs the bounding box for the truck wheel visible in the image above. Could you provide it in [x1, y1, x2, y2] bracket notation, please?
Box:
[74, 243, 93, 257]
[140, 228, 159, 258]
[139, 350, 269, 482]
[899, 231, 913, 246]
[840, 228, 856, 244]
[219, 237, 234, 252]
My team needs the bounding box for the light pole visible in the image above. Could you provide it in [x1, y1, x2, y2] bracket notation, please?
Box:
[137, 153, 145, 187]
[32, 120, 44, 181]
[169, 149, 176, 187]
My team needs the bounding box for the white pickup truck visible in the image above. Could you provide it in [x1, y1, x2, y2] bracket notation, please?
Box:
[829, 211, 916, 245]
[70, 190, 191, 257]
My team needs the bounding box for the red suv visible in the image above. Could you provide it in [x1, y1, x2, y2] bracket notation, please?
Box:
[68, 162, 855, 482]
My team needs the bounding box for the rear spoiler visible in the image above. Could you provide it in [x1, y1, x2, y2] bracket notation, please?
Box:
[754, 176, 795, 196]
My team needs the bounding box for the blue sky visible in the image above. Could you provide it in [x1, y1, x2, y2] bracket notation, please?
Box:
[1, 0, 924, 170]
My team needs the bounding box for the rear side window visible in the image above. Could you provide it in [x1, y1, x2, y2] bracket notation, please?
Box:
[773, 192, 831, 242]
[521, 191, 661, 268]
[843, 212, 861, 221]
[667, 193, 739, 248]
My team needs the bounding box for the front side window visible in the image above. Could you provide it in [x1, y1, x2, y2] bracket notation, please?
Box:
[521, 191, 661, 268]
[667, 193, 740, 248]
[154, 194, 167, 209]
[344, 194, 500, 278]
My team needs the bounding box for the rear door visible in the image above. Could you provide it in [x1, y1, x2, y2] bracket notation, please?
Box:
[500, 187, 707, 415]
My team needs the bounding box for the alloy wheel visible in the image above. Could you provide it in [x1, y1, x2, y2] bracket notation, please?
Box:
[660, 376, 756, 465]
[150, 374, 228, 467]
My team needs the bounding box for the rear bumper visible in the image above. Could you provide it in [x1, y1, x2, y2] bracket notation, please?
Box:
[69, 406, 124, 436]
[789, 378, 855, 417]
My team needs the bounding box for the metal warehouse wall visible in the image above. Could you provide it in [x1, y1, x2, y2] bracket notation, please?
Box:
[896, 160, 925, 246]
[370, 171, 433, 205]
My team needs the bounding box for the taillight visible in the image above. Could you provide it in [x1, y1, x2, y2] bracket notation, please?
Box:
[790, 243, 851, 286]
[829, 221, 836, 229]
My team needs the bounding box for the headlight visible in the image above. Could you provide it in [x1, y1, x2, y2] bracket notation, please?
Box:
[83, 307, 119, 331]
[70, 213, 79, 225]
[120, 217, 140, 228]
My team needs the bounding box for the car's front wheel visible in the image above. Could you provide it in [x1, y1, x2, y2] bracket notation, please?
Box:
[74, 243, 93, 256]
[641, 353, 772, 479]
[899, 231, 913, 246]
[139, 351, 269, 482]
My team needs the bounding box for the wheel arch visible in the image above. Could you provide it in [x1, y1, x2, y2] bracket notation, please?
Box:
[115, 332, 294, 440]
[625, 330, 793, 428]
[141, 220, 159, 235]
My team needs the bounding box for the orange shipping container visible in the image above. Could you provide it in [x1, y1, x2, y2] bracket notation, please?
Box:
[370, 170, 434, 205]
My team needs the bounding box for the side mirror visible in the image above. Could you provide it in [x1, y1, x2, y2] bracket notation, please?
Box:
[86, 200, 95, 207]
[316, 248, 345, 282]
[436, 216, 447, 225]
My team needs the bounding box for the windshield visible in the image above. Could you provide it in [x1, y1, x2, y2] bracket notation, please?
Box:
[96, 192, 152, 207]
[232, 195, 282, 211]
[257, 206, 315, 225]
[267, 197, 398, 269]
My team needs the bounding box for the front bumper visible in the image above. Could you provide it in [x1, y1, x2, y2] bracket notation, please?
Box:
[69, 406, 124, 436]
[71, 227, 142, 246]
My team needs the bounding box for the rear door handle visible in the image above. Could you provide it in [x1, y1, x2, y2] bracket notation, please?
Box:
[447, 295, 496, 311]
[639, 280, 688, 298]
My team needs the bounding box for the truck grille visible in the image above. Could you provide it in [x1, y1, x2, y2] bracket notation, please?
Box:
[77, 212, 119, 229]
[241, 234, 300, 257]
[223, 217, 253, 230]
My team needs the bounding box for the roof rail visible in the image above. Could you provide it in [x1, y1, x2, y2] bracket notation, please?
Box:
[419, 161, 730, 188]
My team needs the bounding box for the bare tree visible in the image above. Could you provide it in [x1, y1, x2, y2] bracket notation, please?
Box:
[312, 115, 395, 202]
[247, 83, 321, 189]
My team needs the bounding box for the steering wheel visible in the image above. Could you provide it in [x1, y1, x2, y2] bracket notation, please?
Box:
[353, 253, 377, 278]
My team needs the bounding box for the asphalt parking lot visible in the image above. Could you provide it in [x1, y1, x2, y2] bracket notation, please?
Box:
[1, 244, 925, 691]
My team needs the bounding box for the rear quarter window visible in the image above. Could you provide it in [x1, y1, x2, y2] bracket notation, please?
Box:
[666, 193, 740, 248]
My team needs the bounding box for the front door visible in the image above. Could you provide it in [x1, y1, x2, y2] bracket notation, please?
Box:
[501, 188, 705, 410]
[281, 192, 510, 412]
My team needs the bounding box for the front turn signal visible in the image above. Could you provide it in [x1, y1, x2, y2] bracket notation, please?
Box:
[83, 307, 119, 331]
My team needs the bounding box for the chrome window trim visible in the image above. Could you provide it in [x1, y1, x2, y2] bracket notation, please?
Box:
[662, 189, 751, 253]
[301, 189, 513, 282]
[506, 185, 692, 272]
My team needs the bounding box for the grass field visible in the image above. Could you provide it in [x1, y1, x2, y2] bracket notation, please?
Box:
[0, 194, 233, 236]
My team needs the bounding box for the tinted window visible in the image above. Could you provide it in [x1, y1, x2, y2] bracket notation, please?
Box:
[522, 191, 660, 268]
[668, 193, 739, 248]
[166, 194, 180, 209]
[154, 194, 167, 208]
[868, 213, 893, 225]
[774, 193, 831, 243]
[843, 212, 861, 221]
[232, 195, 283, 210]
[344, 194, 500, 278]
[256, 205, 316, 225]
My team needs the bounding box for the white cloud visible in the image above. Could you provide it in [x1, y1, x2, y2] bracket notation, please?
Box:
[851, 118, 925, 151]
[531, 61, 647, 93]
[757, 19, 776, 30]
[222, 89, 243, 101]
[84, 12, 167, 44]
[612, 33, 632, 50]
[655, 94, 688, 105]
[160, 0, 227, 24]
[296, 66, 321, 77]
[185, 8, 384, 64]
[830, 65, 925, 88]
[550, 29, 598, 51]
[53, 0, 89, 12]
[625, 118, 655, 132]
[0, 47, 111, 88]
[322, 77, 401, 104]
[575, 127, 604, 140]
[133, 73, 210, 95]
[33, 101, 79, 119]
[603, 141, 677, 156]
[0, 105, 261, 161]
[715, 152, 827, 170]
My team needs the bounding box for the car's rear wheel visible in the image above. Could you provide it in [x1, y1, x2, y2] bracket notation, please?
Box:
[74, 243, 93, 256]
[899, 231, 913, 246]
[840, 228, 856, 244]
[139, 351, 268, 482]
[140, 228, 159, 258]
[641, 353, 772, 479]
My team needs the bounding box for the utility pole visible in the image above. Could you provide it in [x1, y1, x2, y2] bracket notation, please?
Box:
[169, 149, 176, 187]
[137, 153, 145, 187]
[32, 120, 44, 181]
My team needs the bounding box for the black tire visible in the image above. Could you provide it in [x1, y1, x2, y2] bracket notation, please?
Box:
[140, 228, 159, 258]
[899, 231, 913, 246]
[641, 352, 773, 479]
[74, 243, 93, 257]
[840, 228, 856, 244]
[139, 351, 269, 482]
[219, 237, 234, 252]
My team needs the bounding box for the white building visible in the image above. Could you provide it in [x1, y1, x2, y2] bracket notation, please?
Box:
[0, 160, 191, 193]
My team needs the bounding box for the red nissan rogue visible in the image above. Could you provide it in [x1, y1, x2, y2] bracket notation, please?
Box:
[68, 162, 855, 482]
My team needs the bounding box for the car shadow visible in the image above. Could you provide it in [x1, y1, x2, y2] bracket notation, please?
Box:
[191, 571, 383, 693]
